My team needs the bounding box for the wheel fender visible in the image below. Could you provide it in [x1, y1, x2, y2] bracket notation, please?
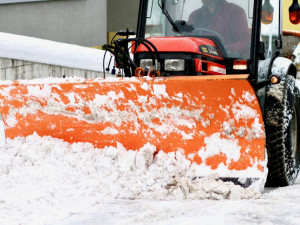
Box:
[271, 57, 297, 79]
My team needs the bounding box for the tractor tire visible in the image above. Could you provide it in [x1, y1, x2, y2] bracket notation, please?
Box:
[265, 75, 300, 187]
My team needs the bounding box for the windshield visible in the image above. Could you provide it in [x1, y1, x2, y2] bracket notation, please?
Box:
[145, 0, 254, 59]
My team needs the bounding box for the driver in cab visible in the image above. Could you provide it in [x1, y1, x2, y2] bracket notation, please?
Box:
[188, 0, 251, 57]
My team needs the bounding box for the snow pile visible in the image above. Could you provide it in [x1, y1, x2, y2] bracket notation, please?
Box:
[0, 32, 112, 72]
[0, 134, 260, 225]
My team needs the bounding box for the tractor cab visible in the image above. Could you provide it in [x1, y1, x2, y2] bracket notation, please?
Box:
[134, 0, 284, 82]
[137, 0, 252, 75]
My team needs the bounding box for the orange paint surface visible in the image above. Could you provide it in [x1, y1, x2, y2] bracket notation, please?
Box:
[0, 75, 265, 173]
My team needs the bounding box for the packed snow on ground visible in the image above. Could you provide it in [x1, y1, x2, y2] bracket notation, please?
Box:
[0, 133, 300, 225]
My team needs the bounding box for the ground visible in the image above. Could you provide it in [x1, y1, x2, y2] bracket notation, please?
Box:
[56, 178, 300, 225]
[1, 135, 300, 225]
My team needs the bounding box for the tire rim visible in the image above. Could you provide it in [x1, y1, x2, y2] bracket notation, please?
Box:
[292, 106, 298, 159]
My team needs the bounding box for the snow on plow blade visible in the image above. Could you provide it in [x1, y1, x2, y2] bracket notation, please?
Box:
[0, 75, 265, 181]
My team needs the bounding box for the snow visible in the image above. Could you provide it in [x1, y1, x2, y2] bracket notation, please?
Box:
[0, 134, 259, 225]
[54, 187, 300, 225]
[0, 134, 298, 225]
[271, 57, 292, 78]
[153, 84, 169, 98]
[232, 101, 257, 122]
[199, 133, 241, 165]
[267, 82, 284, 102]
[0, 32, 112, 72]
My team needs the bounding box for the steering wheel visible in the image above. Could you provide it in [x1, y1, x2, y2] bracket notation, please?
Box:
[183, 27, 230, 57]
[193, 28, 224, 44]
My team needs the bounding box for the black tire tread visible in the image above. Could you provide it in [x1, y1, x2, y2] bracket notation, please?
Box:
[265, 75, 300, 187]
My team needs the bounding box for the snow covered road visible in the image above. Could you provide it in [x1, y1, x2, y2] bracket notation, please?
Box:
[55, 182, 300, 225]
[54, 179, 300, 225]
[1, 134, 300, 225]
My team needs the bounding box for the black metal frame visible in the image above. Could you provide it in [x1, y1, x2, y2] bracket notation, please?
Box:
[136, 0, 148, 40]
[250, 0, 263, 83]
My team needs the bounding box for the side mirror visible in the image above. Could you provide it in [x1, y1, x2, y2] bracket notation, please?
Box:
[262, 0, 274, 25]
[289, 0, 300, 24]
[259, 41, 266, 60]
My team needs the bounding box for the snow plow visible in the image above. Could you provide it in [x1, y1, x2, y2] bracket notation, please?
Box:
[0, 76, 266, 179]
[0, 0, 300, 188]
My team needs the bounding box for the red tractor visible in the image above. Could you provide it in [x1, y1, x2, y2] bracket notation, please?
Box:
[103, 0, 300, 187]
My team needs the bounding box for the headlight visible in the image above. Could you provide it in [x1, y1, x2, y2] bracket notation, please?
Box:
[140, 59, 159, 69]
[164, 59, 185, 72]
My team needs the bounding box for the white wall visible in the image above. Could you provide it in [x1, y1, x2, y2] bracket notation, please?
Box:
[0, 0, 107, 47]
[0, 57, 104, 80]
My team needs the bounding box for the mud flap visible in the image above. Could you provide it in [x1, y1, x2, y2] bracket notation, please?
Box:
[0, 75, 266, 181]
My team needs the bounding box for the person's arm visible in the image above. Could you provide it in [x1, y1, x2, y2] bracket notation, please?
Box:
[226, 7, 251, 55]
[188, 8, 208, 27]
[188, 9, 200, 25]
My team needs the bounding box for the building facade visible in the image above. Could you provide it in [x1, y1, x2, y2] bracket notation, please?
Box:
[0, 0, 107, 47]
[107, 0, 139, 33]
[0, 0, 139, 47]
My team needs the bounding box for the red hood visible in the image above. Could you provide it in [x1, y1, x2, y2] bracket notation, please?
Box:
[136, 37, 223, 60]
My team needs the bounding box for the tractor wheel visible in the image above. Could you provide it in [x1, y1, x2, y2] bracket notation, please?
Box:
[265, 75, 300, 187]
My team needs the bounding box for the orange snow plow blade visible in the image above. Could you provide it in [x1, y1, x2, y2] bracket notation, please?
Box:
[0, 75, 265, 180]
